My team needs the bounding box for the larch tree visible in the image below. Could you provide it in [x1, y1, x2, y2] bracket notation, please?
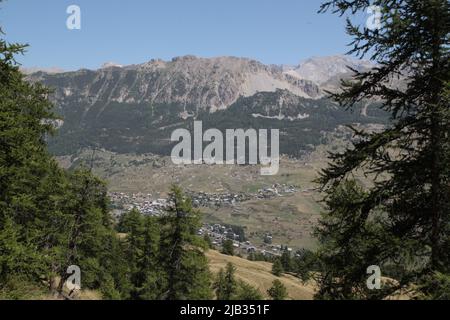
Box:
[315, 0, 450, 299]
[159, 186, 212, 300]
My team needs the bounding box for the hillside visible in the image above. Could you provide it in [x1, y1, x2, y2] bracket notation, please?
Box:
[206, 250, 315, 300]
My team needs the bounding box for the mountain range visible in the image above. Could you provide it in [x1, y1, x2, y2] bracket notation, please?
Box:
[26, 55, 386, 157]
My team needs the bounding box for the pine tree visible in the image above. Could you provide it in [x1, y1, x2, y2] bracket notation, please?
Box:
[0, 218, 38, 284]
[272, 259, 284, 277]
[56, 169, 114, 293]
[98, 232, 131, 300]
[280, 248, 292, 272]
[214, 263, 237, 300]
[419, 272, 450, 300]
[138, 216, 162, 300]
[235, 281, 263, 300]
[294, 249, 319, 283]
[267, 280, 288, 300]
[0, 20, 67, 289]
[122, 208, 145, 298]
[100, 274, 122, 300]
[247, 252, 255, 261]
[316, 0, 450, 299]
[203, 234, 213, 249]
[214, 269, 227, 300]
[159, 186, 212, 300]
[221, 239, 235, 256]
[117, 208, 162, 300]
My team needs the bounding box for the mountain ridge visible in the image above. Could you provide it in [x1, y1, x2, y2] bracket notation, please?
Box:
[25, 55, 386, 157]
[26, 55, 375, 112]
[28, 55, 324, 113]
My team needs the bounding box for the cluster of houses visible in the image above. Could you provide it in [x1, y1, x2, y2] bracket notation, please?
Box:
[199, 223, 293, 258]
[255, 183, 298, 198]
[110, 183, 300, 215]
[199, 224, 257, 253]
[188, 184, 299, 209]
[188, 192, 251, 208]
[109, 192, 169, 215]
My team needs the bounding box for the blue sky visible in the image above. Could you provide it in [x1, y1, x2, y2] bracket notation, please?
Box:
[0, 0, 364, 70]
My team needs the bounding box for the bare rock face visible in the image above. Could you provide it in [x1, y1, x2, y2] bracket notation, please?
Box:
[283, 55, 375, 88]
[27, 55, 322, 113]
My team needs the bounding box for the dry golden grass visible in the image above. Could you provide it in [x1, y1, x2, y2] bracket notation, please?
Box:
[74, 290, 103, 300]
[206, 250, 315, 300]
[36, 289, 102, 300]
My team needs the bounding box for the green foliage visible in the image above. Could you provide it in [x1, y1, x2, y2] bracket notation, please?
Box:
[138, 216, 162, 299]
[280, 247, 293, 273]
[0, 25, 62, 287]
[316, 0, 450, 299]
[272, 259, 284, 277]
[294, 249, 320, 283]
[114, 187, 213, 300]
[234, 281, 263, 300]
[419, 272, 450, 300]
[203, 234, 213, 249]
[247, 252, 275, 263]
[267, 280, 288, 300]
[0, 27, 122, 296]
[221, 239, 235, 256]
[159, 186, 213, 300]
[100, 274, 122, 300]
[0, 276, 47, 300]
[117, 208, 141, 233]
[57, 169, 117, 290]
[214, 263, 263, 300]
[121, 209, 162, 299]
[100, 187, 214, 301]
[214, 263, 237, 300]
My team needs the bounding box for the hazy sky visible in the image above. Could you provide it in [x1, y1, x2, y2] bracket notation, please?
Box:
[0, 0, 366, 70]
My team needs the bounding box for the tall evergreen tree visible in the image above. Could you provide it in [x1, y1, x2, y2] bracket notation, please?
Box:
[221, 239, 235, 256]
[122, 208, 145, 298]
[272, 259, 284, 277]
[316, 0, 450, 299]
[137, 216, 162, 300]
[0, 19, 63, 288]
[234, 281, 263, 300]
[159, 186, 212, 300]
[56, 169, 114, 293]
[267, 280, 288, 300]
[214, 262, 262, 300]
[214, 263, 237, 300]
[294, 249, 319, 283]
[280, 247, 292, 272]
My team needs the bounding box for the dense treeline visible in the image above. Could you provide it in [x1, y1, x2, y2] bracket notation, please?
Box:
[0, 21, 120, 297]
[48, 92, 389, 158]
[112, 187, 212, 300]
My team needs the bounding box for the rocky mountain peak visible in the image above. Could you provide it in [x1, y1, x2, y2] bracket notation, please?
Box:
[28, 55, 323, 113]
[284, 55, 375, 86]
